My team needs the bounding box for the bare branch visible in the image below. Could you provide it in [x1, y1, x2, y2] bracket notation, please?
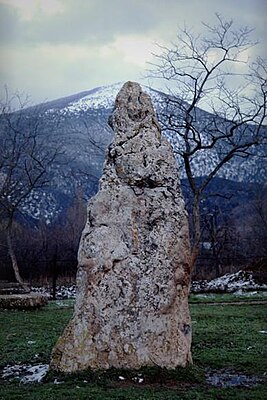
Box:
[148, 14, 267, 267]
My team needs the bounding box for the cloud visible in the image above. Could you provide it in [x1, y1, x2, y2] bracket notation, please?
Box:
[0, 3, 24, 44]
[0, 42, 147, 102]
[101, 35, 162, 67]
[0, 0, 64, 20]
[0, 0, 266, 104]
[0, 0, 166, 46]
[1, 0, 266, 47]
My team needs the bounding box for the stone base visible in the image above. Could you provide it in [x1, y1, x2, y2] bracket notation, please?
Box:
[0, 293, 49, 310]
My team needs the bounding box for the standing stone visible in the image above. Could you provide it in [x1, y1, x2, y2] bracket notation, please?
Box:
[50, 81, 192, 372]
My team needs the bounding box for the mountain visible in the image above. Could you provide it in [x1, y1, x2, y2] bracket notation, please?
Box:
[44, 82, 267, 175]
[1, 82, 266, 224]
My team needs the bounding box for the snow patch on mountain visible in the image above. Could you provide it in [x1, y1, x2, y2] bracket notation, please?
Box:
[52, 83, 163, 116]
[20, 190, 62, 224]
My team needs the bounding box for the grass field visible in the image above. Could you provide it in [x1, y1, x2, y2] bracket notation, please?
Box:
[0, 297, 266, 399]
[189, 291, 267, 303]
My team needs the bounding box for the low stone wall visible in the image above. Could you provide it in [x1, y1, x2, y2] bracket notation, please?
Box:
[0, 293, 49, 310]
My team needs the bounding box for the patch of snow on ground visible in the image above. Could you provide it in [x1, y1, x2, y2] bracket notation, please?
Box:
[56, 285, 76, 299]
[30, 270, 267, 300]
[235, 290, 267, 297]
[2, 364, 49, 384]
[206, 371, 263, 388]
[54, 378, 64, 384]
[31, 285, 76, 299]
[132, 374, 144, 384]
[191, 270, 267, 293]
[29, 270, 267, 300]
[193, 293, 216, 299]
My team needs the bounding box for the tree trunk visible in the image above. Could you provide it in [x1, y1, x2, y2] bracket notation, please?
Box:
[52, 245, 58, 300]
[190, 193, 201, 271]
[6, 222, 29, 292]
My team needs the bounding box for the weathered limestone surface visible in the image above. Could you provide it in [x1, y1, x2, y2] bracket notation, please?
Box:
[0, 293, 48, 310]
[50, 81, 192, 372]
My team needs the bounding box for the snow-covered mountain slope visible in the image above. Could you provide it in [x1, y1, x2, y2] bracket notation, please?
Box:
[42, 82, 266, 184]
[1, 82, 266, 224]
[45, 82, 163, 115]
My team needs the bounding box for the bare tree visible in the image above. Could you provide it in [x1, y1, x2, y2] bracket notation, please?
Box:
[149, 14, 267, 270]
[238, 183, 267, 258]
[0, 90, 61, 289]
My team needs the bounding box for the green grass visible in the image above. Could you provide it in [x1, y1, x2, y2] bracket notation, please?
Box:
[190, 302, 267, 373]
[1, 383, 267, 400]
[0, 300, 73, 366]
[0, 298, 266, 399]
[189, 291, 267, 303]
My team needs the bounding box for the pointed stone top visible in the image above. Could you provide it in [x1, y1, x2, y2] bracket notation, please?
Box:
[102, 81, 179, 191]
[108, 81, 159, 137]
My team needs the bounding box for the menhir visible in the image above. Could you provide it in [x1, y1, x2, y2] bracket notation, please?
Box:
[50, 81, 192, 372]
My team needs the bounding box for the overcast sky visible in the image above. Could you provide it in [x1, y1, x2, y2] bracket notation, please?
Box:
[0, 0, 266, 104]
